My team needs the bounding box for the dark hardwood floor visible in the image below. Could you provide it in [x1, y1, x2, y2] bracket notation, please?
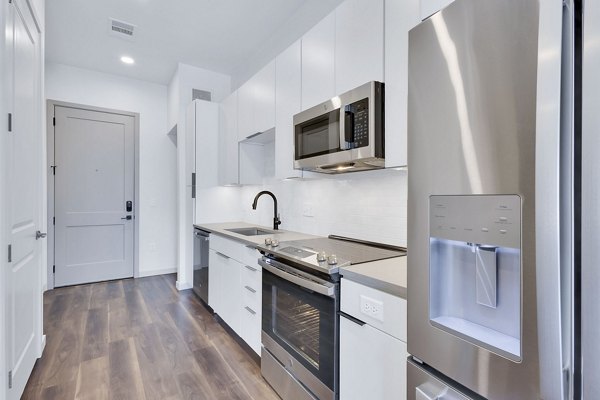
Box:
[22, 274, 280, 400]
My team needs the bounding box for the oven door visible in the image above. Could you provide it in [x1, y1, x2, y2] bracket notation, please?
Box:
[260, 258, 338, 399]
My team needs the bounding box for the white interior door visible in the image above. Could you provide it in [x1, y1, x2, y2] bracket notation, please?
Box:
[53, 106, 135, 287]
[5, 0, 43, 398]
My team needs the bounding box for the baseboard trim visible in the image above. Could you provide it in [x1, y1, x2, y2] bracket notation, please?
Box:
[138, 266, 177, 278]
[176, 280, 193, 291]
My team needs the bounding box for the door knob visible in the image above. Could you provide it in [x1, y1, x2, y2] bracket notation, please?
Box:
[121, 215, 132, 220]
[35, 231, 47, 240]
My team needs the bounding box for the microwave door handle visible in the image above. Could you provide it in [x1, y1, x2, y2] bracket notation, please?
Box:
[344, 107, 355, 145]
[339, 107, 347, 150]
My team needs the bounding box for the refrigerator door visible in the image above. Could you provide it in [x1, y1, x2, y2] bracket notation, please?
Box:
[407, 0, 565, 398]
[581, 0, 600, 397]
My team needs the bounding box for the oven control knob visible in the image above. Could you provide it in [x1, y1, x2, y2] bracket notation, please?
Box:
[271, 239, 280, 247]
[327, 254, 338, 265]
[265, 238, 272, 246]
[317, 251, 327, 262]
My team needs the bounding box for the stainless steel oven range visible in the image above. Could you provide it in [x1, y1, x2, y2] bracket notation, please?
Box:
[257, 236, 406, 400]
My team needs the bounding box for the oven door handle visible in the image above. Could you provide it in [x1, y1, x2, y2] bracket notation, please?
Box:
[259, 259, 335, 298]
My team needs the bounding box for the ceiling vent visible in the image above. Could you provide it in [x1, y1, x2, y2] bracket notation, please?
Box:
[108, 18, 136, 40]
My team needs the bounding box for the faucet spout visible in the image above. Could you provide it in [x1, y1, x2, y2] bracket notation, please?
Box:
[252, 191, 281, 230]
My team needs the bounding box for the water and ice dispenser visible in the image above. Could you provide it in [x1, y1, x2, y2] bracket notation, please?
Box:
[429, 195, 521, 361]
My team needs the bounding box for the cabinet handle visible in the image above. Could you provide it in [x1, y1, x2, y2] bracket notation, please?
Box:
[245, 306, 256, 315]
[245, 265, 257, 272]
[339, 311, 366, 326]
[216, 251, 230, 259]
[244, 285, 256, 293]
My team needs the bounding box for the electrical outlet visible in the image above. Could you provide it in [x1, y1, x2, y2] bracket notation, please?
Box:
[360, 295, 384, 321]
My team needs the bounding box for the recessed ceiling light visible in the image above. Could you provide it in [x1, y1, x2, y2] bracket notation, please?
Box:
[120, 56, 135, 64]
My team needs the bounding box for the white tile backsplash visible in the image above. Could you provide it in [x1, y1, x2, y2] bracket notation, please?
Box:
[240, 168, 408, 247]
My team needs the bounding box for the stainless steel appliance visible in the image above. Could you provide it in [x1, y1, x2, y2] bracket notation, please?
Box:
[257, 236, 406, 400]
[193, 228, 210, 304]
[293, 81, 384, 173]
[407, 0, 582, 398]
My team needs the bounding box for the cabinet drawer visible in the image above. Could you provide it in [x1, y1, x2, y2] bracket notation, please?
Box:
[241, 262, 261, 287]
[209, 234, 241, 261]
[240, 244, 260, 266]
[341, 278, 407, 341]
[240, 304, 262, 355]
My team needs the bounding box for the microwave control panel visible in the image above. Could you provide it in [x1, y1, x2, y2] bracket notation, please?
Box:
[344, 97, 369, 149]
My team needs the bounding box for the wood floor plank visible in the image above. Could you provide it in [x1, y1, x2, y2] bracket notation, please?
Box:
[108, 338, 146, 400]
[23, 274, 279, 400]
[81, 308, 109, 362]
[75, 356, 109, 400]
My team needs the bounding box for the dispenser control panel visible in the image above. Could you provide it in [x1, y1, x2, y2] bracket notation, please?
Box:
[429, 195, 521, 249]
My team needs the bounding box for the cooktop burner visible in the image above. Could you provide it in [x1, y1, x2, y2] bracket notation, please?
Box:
[257, 235, 406, 275]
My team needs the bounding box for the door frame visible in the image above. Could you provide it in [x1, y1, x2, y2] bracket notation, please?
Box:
[46, 100, 140, 290]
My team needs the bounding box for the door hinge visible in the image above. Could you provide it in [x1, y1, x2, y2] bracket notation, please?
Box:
[53, 265, 55, 273]
[50, 165, 56, 175]
[191, 173, 196, 199]
[53, 117, 55, 126]
[8, 113, 12, 132]
[53, 217, 55, 225]
[7, 244, 11, 263]
[8, 370, 12, 389]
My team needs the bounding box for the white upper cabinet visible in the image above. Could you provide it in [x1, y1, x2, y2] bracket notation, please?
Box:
[275, 40, 303, 179]
[384, 0, 420, 167]
[335, 0, 384, 95]
[190, 100, 219, 189]
[237, 60, 276, 140]
[302, 11, 336, 110]
[218, 92, 239, 185]
[420, 0, 454, 20]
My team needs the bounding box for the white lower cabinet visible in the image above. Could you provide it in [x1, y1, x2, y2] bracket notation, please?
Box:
[340, 278, 407, 400]
[209, 235, 262, 355]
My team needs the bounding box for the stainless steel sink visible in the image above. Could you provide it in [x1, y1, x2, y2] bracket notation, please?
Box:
[225, 227, 278, 236]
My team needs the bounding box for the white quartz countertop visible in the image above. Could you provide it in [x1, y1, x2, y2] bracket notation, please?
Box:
[194, 221, 319, 247]
[340, 256, 407, 299]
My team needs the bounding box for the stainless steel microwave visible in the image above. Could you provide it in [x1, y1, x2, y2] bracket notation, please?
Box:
[293, 81, 384, 173]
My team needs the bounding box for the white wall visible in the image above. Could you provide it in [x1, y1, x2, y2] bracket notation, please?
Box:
[240, 169, 408, 247]
[45, 62, 177, 277]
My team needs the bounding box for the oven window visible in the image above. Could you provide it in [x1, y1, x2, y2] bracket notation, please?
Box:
[295, 110, 340, 160]
[273, 287, 321, 368]
[262, 268, 337, 391]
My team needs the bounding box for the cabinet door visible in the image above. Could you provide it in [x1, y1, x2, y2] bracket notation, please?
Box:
[218, 92, 239, 185]
[237, 79, 255, 140]
[335, 0, 384, 94]
[220, 257, 241, 333]
[384, 0, 420, 167]
[340, 317, 407, 400]
[420, 0, 454, 20]
[275, 40, 303, 179]
[194, 100, 219, 189]
[302, 11, 336, 109]
[254, 60, 276, 135]
[208, 249, 223, 312]
[240, 303, 262, 355]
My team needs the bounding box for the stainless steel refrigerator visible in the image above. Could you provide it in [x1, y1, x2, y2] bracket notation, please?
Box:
[406, 0, 595, 398]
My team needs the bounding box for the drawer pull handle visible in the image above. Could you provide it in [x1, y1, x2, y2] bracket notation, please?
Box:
[339, 311, 366, 326]
[245, 306, 256, 315]
[216, 251, 230, 259]
[244, 285, 256, 293]
[245, 265, 257, 272]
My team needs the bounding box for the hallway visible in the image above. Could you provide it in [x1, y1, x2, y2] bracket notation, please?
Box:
[22, 274, 279, 400]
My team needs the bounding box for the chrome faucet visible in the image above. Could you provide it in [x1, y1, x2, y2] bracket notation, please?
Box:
[252, 191, 281, 230]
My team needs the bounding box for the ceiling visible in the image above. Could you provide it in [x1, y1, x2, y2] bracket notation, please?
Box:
[46, 0, 343, 85]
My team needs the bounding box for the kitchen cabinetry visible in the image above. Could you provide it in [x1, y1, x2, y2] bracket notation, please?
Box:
[334, 0, 384, 95]
[340, 278, 407, 400]
[208, 235, 262, 355]
[384, 0, 420, 167]
[301, 11, 336, 109]
[420, 0, 454, 20]
[237, 60, 276, 141]
[275, 40, 302, 179]
[218, 92, 239, 186]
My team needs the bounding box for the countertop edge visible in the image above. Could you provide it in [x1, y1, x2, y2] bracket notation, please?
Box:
[340, 268, 407, 299]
